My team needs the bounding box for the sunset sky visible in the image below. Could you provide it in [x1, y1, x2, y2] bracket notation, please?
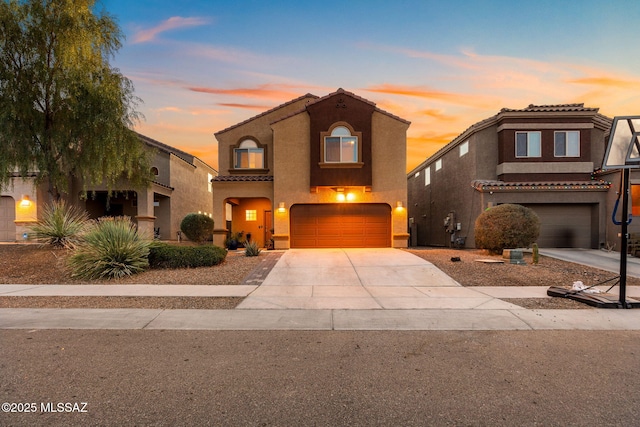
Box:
[100, 0, 640, 172]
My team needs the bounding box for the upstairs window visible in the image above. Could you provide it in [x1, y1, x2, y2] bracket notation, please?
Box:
[435, 159, 442, 171]
[515, 132, 541, 158]
[554, 131, 580, 157]
[325, 126, 358, 163]
[424, 166, 431, 186]
[234, 139, 264, 169]
[459, 140, 469, 157]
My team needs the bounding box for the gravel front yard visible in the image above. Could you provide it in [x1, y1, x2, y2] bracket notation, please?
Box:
[1, 244, 636, 309]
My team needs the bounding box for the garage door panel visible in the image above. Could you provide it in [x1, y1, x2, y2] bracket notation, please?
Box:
[290, 204, 391, 248]
[0, 196, 16, 242]
[522, 204, 593, 248]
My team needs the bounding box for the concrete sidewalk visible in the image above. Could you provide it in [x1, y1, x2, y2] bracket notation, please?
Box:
[1, 248, 640, 331]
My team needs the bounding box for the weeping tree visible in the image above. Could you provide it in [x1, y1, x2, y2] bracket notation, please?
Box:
[0, 0, 152, 200]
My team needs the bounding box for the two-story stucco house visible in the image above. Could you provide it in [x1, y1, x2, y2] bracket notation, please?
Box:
[212, 88, 410, 249]
[407, 103, 613, 249]
[0, 133, 216, 242]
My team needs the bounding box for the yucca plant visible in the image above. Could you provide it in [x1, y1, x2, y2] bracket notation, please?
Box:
[69, 217, 150, 279]
[244, 240, 261, 257]
[29, 200, 90, 248]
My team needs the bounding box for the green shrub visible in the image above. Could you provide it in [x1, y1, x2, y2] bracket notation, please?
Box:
[244, 240, 261, 257]
[68, 217, 150, 279]
[474, 204, 540, 254]
[28, 200, 90, 248]
[180, 213, 214, 244]
[148, 242, 227, 269]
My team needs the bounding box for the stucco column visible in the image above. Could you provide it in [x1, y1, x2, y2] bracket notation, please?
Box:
[135, 188, 156, 239]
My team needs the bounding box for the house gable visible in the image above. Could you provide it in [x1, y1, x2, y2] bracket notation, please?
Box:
[307, 89, 376, 188]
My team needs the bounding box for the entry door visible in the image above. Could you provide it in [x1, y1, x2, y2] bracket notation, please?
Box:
[264, 210, 272, 247]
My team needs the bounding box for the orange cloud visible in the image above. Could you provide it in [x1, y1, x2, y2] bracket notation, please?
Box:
[567, 76, 640, 89]
[188, 84, 304, 101]
[218, 103, 272, 110]
[365, 83, 497, 109]
[132, 16, 210, 44]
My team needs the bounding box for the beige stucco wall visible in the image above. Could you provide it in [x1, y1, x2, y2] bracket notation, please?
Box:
[271, 110, 409, 249]
[165, 155, 216, 241]
[215, 97, 315, 175]
[0, 177, 43, 241]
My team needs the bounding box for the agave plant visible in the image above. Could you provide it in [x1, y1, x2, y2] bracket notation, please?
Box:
[29, 200, 90, 248]
[69, 217, 150, 279]
[244, 240, 262, 257]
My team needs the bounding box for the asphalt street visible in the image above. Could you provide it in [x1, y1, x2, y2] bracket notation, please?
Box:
[1, 329, 639, 426]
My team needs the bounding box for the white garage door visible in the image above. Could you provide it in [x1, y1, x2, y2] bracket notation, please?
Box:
[523, 204, 593, 248]
[0, 196, 16, 242]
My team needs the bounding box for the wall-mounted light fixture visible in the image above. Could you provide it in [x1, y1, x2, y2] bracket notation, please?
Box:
[336, 193, 346, 202]
[346, 193, 355, 201]
[20, 195, 31, 207]
[278, 202, 286, 213]
[396, 201, 404, 209]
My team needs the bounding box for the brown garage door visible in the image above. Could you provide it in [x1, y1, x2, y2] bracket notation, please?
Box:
[290, 204, 391, 248]
[523, 203, 594, 248]
[0, 196, 16, 242]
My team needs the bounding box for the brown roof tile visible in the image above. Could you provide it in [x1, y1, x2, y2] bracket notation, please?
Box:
[471, 179, 611, 191]
[500, 103, 599, 113]
[212, 175, 274, 182]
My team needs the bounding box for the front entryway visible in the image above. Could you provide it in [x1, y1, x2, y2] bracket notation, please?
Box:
[290, 203, 391, 248]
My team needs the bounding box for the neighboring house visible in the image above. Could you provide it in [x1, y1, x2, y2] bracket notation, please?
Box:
[0, 133, 216, 242]
[407, 104, 613, 249]
[212, 88, 410, 249]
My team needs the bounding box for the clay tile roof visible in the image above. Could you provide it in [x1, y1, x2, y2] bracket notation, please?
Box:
[212, 175, 274, 182]
[500, 103, 599, 113]
[270, 88, 411, 126]
[137, 132, 195, 165]
[471, 179, 611, 191]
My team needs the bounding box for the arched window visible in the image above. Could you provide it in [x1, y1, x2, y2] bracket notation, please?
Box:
[234, 139, 264, 169]
[150, 167, 159, 176]
[325, 126, 358, 163]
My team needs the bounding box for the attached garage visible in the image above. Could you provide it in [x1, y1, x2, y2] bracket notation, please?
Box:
[290, 203, 391, 248]
[523, 203, 595, 248]
[0, 196, 16, 242]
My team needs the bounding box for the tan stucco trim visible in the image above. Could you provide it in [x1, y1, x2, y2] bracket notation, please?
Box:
[497, 123, 594, 132]
[497, 162, 594, 175]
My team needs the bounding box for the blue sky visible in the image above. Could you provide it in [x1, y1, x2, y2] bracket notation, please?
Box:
[99, 0, 640, 171]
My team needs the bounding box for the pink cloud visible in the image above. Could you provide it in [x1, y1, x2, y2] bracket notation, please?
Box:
[217, 103, 273, 111]
[132, 16, 210, 44]
[188, 84, 304, 101]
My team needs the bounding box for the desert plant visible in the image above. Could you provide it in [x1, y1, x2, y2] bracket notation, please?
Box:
[68, 217, 150, 279]
[244, 240, 261, 257]
[148, 242, 227, 269]
[532, 242, 539, 264]
[474, 204, 540, 254]
[28, 200, 90, 248]
[180, 213, 214, 244]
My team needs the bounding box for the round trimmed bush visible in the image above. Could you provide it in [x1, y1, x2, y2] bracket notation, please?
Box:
[474, 204, 540, 254]
[180, 213, 214, 244]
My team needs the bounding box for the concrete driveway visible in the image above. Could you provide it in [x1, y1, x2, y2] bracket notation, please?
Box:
[237, 248, 519, 310]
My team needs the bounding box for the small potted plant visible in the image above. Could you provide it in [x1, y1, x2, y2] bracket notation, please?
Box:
[226, 231, 244, 250]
